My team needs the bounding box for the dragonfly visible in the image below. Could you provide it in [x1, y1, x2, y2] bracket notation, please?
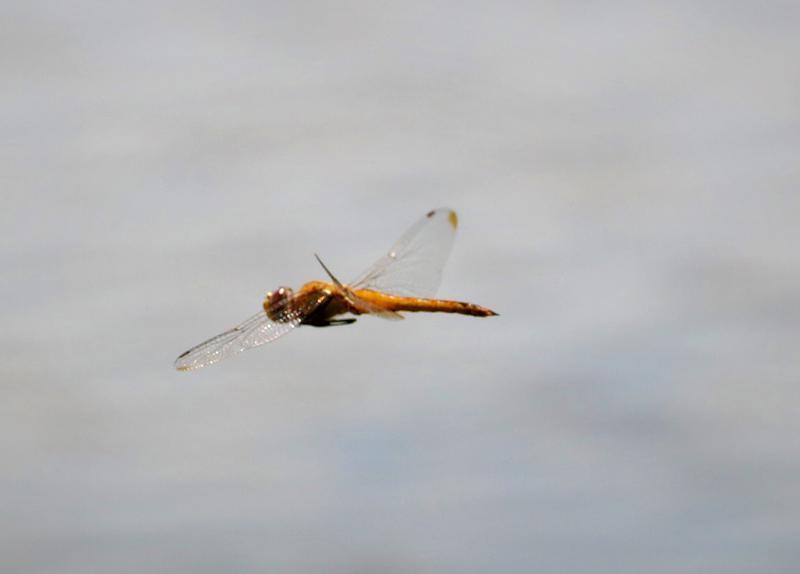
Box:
[174, 208, 497, 371]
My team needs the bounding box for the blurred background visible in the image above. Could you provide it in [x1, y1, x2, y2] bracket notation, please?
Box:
[2, 1, 799, 572]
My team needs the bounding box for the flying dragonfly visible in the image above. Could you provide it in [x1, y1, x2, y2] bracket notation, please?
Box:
[174, 208, 497, 371]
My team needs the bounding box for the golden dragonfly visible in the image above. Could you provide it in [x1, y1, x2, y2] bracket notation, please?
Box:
[175, 208, 497, 371]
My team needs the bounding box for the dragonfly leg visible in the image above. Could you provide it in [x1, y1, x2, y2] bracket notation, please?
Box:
[312, 318, 357, 328]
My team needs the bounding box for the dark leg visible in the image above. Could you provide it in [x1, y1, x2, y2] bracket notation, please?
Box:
[314, 318, 357, 327]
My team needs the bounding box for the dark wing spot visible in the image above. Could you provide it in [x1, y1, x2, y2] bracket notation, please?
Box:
[426, 209, 436, 218]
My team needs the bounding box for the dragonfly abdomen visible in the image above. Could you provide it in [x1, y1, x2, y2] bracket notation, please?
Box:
[353, 289, 497, 317]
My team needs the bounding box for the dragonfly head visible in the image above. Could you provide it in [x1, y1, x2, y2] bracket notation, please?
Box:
[263, 286, 294, 318]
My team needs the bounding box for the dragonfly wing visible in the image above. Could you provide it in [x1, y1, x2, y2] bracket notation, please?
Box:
[174, 292, 328, 371]
[350, 208, 458, 298]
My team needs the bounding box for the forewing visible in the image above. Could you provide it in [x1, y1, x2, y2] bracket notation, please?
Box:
[351, 208, 458, 298]
[174, 292, 327, 371]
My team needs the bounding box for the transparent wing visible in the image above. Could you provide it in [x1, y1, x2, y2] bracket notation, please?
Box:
[174, 292, 328, 372]
[350, 207, 458, 298]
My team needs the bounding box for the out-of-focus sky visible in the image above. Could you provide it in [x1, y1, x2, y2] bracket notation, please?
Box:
[2, 1, 799, 572]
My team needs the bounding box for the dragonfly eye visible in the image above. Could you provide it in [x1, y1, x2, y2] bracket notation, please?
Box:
[264, 287, 294, 317]
[266, 287, 293, 305]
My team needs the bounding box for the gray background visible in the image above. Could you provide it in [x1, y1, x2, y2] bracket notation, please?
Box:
[3, 1, 799, 573]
